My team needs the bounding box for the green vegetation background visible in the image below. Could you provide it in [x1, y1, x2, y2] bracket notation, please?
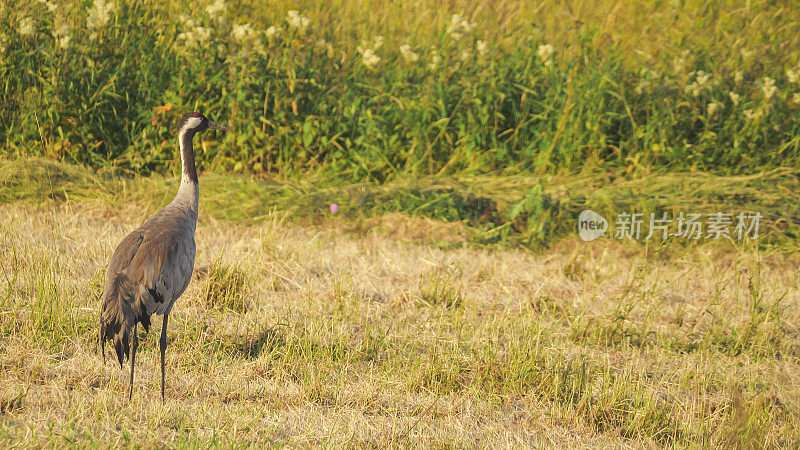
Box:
[2, 0, 800, 248]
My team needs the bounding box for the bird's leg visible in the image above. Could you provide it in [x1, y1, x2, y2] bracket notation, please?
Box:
[129, 322, 139, 401]
[100, 332, 105, 364]
[160, 314, 169, 402]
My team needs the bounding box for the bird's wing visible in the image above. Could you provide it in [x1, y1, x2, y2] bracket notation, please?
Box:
[100, 210, 195, 364]
[128, 227, 193, 315]
[106, 229, 145, 275]
[100, 229, 146, 364]
[106, 213, 195, 316]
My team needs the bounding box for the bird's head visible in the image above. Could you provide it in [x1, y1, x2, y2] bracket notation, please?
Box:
[177, 112, 231, 135]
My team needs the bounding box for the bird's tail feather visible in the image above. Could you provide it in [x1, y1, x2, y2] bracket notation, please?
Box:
[99, 273, 147, 367]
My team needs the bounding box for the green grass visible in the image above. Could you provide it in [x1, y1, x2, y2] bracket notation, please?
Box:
[201, 258, 249, 313]
[1, 1, 799, 182]
[3, 157, 799, 251]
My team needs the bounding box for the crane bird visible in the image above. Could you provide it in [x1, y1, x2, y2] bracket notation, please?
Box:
[99, 112, 230, 400]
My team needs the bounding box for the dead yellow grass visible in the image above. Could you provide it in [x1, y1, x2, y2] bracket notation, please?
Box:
[349, 212, 468, 245]
[1, 201, 799, 447]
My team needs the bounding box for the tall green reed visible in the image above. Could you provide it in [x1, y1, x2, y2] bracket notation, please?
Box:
[1, 1, 798, 182]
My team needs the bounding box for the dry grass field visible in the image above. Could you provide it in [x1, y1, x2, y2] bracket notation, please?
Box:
[1, 194, 799, 447]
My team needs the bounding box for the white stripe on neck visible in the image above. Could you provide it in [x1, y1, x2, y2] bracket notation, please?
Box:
[178, 129, 194, 172]
[181, 117, 203, 134]
[174, 119, 201, 212]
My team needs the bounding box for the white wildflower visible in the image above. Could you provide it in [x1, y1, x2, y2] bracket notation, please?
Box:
[729, 92, 740, 105]
[266, 25, 282, 41]
[205, 0, 225, 16]
[286, 10, 311, 33]
[205, 0, 227, 25]
[684, 71, 712, 97]
[316, 39, 334, 58]
[460, 47, 472, 62]
[54, 22, 70, 49]
[178, 26, 212, 49]
[741, 48, 754, 59]
[706, 102, 723, 116]
[476, 40, 488, 57]
[231, 23, 265, 55]
[762, 77, 777, 100]
[361, 36, 384, 51]
[231, 23, 255, 43]
[86, 0, 114, 30]
[695, 70, 711, 86]
[58, 34, 71, 49]
[179, 15, 196, 29]
[734, 70, 744, 83]
[361, 48, 380, 68]
[194, 27, 213, 44]
[536, 44, 554, 66]
[447, 14, 475, 40]
[40, 0, 57, 12]
[428, 47, 441, 70]
[792, 93, 800, 105]
[787, 68, 800, 84]
[744, 108, 763, 121]
[19, 17, 35, 36]
[358, 37, 384, 67]
[399, 44, 419, 63]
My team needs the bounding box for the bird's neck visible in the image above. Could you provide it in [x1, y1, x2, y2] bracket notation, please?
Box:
[174, 128, 199, 213]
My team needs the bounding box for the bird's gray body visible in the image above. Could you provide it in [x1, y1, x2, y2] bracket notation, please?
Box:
[99, 112, 229, 400]
[99, 184, 197, 353]
[113, 182, 198, 314]
[99, 167, 199, 367]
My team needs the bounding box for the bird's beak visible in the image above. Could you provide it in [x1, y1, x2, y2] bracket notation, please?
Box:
[208, 120, 231, 132]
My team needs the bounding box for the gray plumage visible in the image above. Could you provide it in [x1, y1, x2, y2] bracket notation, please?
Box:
[99, 112, 230, 400]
